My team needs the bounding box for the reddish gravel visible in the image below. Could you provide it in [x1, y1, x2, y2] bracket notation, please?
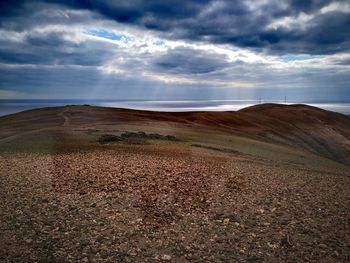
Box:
[52, 146, 241, 217]
[1, 144, 349, 262]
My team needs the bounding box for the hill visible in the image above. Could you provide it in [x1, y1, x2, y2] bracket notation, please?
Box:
[1, 103, 349, 165]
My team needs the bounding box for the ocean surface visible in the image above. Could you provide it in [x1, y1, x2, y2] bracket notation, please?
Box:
[0, 99, 350, 117]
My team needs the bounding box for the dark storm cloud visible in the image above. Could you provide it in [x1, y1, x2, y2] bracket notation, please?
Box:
[288, 0, 332, 13]
[48, 0, 210, 21]
[36, 0, 348, 54]
[2, 0, 349, 54]
[154, 48, 229, 75]
[0, 2, 98, 31]
[0, 0, 26, 18]
[0, 32, 114, 66]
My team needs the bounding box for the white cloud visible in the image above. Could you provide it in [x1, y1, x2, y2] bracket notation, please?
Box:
[320, 2, 350, 14]
[266, 12, 314, 30]
[266, 1, 350, 31]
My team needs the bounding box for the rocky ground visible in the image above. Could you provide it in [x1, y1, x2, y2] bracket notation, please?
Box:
[1, 143, 349, 262]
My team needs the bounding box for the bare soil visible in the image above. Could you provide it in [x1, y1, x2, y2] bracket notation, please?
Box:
[1, 105, 350, 262]
[1, 144, 349, 262]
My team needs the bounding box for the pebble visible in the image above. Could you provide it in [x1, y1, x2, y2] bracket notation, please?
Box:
[319, 244, 327, 249]
[161, 254, 172, 261]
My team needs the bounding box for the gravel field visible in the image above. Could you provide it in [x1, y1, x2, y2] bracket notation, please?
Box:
[1, 143, 349, 262]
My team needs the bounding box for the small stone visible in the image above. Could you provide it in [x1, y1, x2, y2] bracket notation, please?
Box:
[80, 238, 89, 247]
[223, 218, 230, 225]
[25, 239, 32, 244]
[161, 254, 172, 261]
[281, 234, 292, 247]
[81, 257, 88, 263]
[281, 220, 289, 225]
[267, 242, 278, 249]
[319, 244, 327, 249]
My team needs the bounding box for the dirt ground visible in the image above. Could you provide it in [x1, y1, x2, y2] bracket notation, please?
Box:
[1, 142, 349, 262]
[1, 105, 350, 262]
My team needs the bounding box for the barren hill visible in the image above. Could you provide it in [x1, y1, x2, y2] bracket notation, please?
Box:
[1, 103, 349, 164]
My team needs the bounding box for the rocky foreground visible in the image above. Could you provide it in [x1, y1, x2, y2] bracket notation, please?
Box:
[1, 143, 349, 262]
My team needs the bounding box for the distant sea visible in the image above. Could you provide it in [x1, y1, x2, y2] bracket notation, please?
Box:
[1, 99, 350, 117]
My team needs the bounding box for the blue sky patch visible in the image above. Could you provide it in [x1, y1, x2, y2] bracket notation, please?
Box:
[85, 29, 125, 41]
[153, 40, 165, 46]
[281, 54, 312, 62]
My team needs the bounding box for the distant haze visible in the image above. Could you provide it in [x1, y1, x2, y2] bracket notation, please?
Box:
[1, 100, 350, 117]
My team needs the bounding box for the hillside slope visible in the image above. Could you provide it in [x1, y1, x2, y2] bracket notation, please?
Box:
[238, 104, 350, 164]
[1, 104, 350, 164]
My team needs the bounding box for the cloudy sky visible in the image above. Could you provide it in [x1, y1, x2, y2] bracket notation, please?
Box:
[0, 0, 349, 101]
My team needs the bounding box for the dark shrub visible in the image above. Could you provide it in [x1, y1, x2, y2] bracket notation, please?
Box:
[165, 135, 177, 141]
[98, 134, 123, 144]
[120, 131, 177, 141]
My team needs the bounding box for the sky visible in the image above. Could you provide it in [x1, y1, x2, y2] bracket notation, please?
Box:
[0, 0, 349, 101]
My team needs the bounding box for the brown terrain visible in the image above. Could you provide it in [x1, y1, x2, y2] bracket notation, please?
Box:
[0, 104, 350, 262]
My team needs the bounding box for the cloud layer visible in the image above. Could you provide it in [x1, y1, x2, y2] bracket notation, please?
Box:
[35, 0, 350, 55]
[0, 0, 349, 101]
